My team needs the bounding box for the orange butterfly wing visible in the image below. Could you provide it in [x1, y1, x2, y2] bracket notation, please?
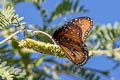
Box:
[52, 17, 93, 65]
[71, 17, 93, 42]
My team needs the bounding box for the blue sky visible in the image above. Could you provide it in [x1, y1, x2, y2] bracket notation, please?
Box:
[15, 0, 120, 26]
[14, 0, 120, 80]
[81, 0, 120, 25]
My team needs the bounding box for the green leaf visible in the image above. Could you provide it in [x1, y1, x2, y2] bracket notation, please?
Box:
[0, 6, 26, 29]
[73, 0, 79, 11]
[34, 55, 45, 66]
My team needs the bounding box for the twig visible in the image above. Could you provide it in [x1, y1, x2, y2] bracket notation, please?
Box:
[0, 30, 57, 45]
[91, 48, 120, 56]
[26, 30, 57, 45]
[0, 30, 23, 45]
[19, 38, 65, 57]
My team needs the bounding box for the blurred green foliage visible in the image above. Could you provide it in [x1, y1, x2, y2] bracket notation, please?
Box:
[0, 0, 120, 80]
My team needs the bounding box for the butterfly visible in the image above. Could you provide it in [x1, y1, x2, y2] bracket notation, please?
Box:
[52, 17, 93, 66]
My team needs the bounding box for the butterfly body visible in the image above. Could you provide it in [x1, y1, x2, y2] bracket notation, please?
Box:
[52, 17, 93, 66]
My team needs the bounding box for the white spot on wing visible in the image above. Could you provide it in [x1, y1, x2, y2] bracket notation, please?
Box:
[69, 27, 71, 29]
[71, 31, 73, 34]
[75, 19, 78, 20]
[67, 38, 70, 40]
[73, 30, 75, 32]
[65, 28, 68, 31]
[82, 24, 84, 27]
[79, 19, 81, 24]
